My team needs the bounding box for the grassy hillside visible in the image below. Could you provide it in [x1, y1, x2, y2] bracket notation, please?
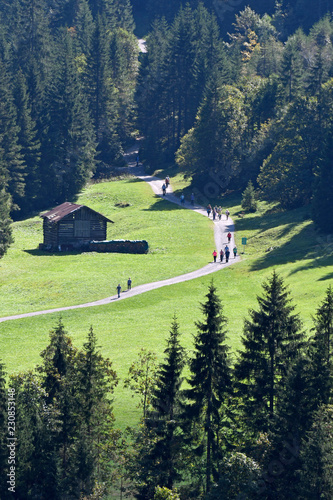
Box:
[0, 175, 332, 427]
[0, 176, 214, 317]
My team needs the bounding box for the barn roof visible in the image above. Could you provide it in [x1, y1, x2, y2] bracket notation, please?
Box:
[40, 202, 113, 223]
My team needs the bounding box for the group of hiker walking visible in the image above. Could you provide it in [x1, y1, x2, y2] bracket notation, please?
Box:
[213, 244, 237, 263]
[212, 229, 237, 263]
[206, 204, 230, 220]
[162, 177, 195, 207]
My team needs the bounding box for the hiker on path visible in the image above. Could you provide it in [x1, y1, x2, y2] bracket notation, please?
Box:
[218, 207, 222, 220]
[225, 248, 230, 263]
[207, 204, 212, 217]
[117, 284, 122, 298]
[213, 250, 217, 263]
[233, 247, 237, 258]
[165, 176, 170, 188]
[190, 193, 195, 205]
[180, 194, 185, 205]
[226, 209, 230, 220]
[227, 232, 232, 243]
[127, 278, 132, 290]
[220, 249, 224, 262]
[212, 208, 216, 220]
[162, 183, 166, 195]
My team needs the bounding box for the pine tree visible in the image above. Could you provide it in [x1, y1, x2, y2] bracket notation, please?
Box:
[0, 172, 13, 258]
[241, 180, 258, 212]
[128, 318, 185, 499]
[234, 271, 304, 433]
[85, 14, 122, 168]
[312, 132, 333, 233]
[298, 405, 333, 499]
[135, 316, 186, 497]
[74, 0, 94, 58]
[0, 57, 25, 213]
[40, 31, 96, 204]
[75, 326, 118, 488]
[37, 319, 79, 496]
[308, 286, 333, 406]
[14, 70, 41, 215]
[280, 30, 305, 102]
[182, 282, 232, 494]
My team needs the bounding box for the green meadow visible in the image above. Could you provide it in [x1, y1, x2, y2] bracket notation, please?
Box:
[0, 174, 332, 427]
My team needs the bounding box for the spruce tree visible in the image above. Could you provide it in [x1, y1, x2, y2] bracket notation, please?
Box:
[308, 286, 333, 406]
[37, 319, 79, 496]
[0, 57, 25, 213]
[75, 326, 118, 488]
[85, 14, 121, 168]
[280, 30, 305, 102]
[40, 31, 96, 204]
[182, 282, 232, 494]
[14, 70, 41, 214]
[241, 180, 257, 212]
[234, 271, 304, 433]
[0, 177, 13, 258]
[312, 132, 333, 233]
[135, 316, 186, 497]
[298, 405, 333, 499]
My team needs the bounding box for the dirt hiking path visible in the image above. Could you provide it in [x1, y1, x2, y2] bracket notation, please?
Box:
[0, 144, 240, 323]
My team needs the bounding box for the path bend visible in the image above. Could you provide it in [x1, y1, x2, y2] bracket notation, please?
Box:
[0, 147, 240, 323]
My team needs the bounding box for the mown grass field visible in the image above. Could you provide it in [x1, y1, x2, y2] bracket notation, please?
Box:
[0, 173, 332, 428]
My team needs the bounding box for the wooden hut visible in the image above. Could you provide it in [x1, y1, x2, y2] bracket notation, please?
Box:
[40, 202, 113, 250]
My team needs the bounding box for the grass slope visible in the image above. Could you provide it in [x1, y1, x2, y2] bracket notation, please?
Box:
[0, 176, 332, 427]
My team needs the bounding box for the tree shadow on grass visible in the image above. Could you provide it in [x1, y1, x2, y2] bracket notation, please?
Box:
[249, 222, 330, 272]
[143, 196, 185, 211]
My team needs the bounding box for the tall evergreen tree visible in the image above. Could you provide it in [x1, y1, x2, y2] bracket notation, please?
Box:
[308, 286, 333, 406]
[37, 319, 79, 496]
[234, 271, 304, 433]
[312, 131, 333, 233]
[40, 31, 96, 204]
[14, 70, 41, 214]
[75, 326, 118, 488]
[0, 57, 25, 213]
[298, 404, 333, 499]
[0, 173, 13, 258]
[85, 14, 121, 167]
[129, 317, 186, 500]
[143, 316, 186, 495]
[182, 282, 232, 494]
[280, 30, 305, 102]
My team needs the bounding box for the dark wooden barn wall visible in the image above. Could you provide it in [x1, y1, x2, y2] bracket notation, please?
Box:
[43, 207, 108, 247]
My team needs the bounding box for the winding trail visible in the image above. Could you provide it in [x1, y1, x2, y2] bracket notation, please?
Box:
[0, 144, 240, 323]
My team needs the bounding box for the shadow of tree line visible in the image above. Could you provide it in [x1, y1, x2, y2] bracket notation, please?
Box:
[235, 208, 333, 279]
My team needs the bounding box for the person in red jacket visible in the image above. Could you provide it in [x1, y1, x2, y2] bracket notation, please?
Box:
[227, 232, 232, 243]
[212, 250, 217, 263]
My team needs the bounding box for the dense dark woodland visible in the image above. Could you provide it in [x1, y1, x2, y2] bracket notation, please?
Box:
[0, 1, 333, 499]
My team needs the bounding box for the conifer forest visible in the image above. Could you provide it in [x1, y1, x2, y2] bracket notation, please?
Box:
[0, 0, 333, 499]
